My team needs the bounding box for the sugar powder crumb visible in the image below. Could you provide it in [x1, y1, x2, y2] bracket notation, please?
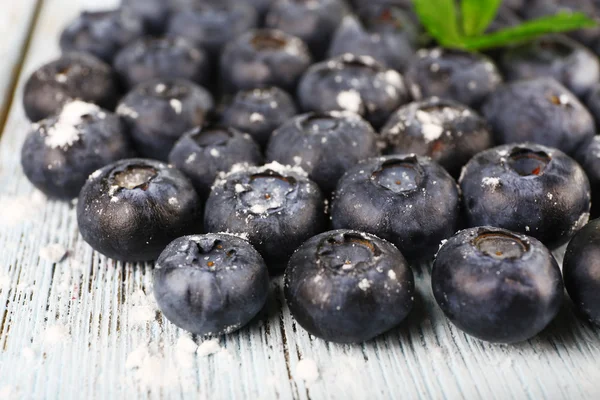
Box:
[358, 278, 371, 291]
[197, 339, 222, 357]
[42, 324, 70, 345]
[296, 358, 320, 384]
[336, 90, 362, 113]
[39, 243, 67, 263]
[481, 177, 501, 191]
[43, 101, 101, 149]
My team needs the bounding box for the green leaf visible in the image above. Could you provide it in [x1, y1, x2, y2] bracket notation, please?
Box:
[459, 12, 598, 51]
[460, 0, 502, 36]
[412, 0, 462, 47]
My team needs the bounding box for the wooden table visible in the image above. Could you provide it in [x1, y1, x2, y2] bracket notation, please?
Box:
[1, 1, 600, 399]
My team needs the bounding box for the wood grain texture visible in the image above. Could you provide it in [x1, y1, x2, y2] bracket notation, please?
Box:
[1, 1, 600, 399]
[0, 1, 40, 129]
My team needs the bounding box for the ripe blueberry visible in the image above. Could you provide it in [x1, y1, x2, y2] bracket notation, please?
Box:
[432, 227, 563, 343]
[154, 233, 269, 336]
[285, 229, 414, 343]
[77, 158, 202, 261]
[331, 155, 460, 261]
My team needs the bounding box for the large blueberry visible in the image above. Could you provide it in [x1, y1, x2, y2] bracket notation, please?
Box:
[265, 0, 347, 59]
[380, 98, 493, 177]
[59, 9, 145, 63]
[221, 87, 297, 147]
[116, 79, 213, 161]
[328, 15, 416, 72]
[459, 143, 591, 249]
[405, 48, 502, 109]
[21, 101, 134, 200]
[168, 126, 263, 199]
[573, 136, 600, 217]
[77, 158, 202, 261]
[220, 29, 312, 95]
[297, 54, 409, 129]
[204, 162, 327, 271]
[331, 155, 460, 261]
[285, 229, 414, 343]
[23, 53, 119, 122]
[167, 1, 258, 57]
[432, 227, 563, 343]
[500, 35, 600, 97]
[266, 111, 379, 193]
[114, 37, 211, 90]
[154, 233, 270, 336]
[563, 218, 600, 325]
[482, 78, 595, 155]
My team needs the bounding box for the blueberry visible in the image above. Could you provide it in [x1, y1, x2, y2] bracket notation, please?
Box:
[220, 29, 312, 95]
[584, 82, 600, 127]
[153, 233, 269, 336]
[23, 53, 119, 122]
[331, 155, 460, 261]
[297, 54, 409, 129]
[284, 229, 414, 343]
[77, 158, 202, 261]
[380, 98, 493, 177]
[432, 227, 563, 343]
[563, 218, 600, 325]
[500, 35, 600, 98]
[167, 1, 258, 57]
[21, 101, 134, 200]
[59, 9, 145, 64]
[204, 162, 326, 271]
[328, 15, 416, 72]
[405, 48, 503, 109]
[459, 143, 591, 249]
[116, 79, 214, 161]
[482, 78, 595, 155]
[265, 0, 347, 59]
[168, 126, 263, 199]
[221, 87, 297, 147]
[573, 136, 600, 217]
[122, 0, 171, 34]
[114, 37, 211, 90]
[266, 111, 380, 193]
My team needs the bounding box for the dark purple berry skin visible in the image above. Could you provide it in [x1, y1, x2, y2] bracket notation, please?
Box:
[167, 1, 258, 57]
[328, 15, 416, 73]
[563, 218, 600, 325]
[573, 136, 600, 218]
[122, 0, 171, 34]
[21, 101, 134, 200]
[380, 98, 493, 177]
[482, 78, 595, 155]
[221, 87, 297, 147]
[331, 155, 460, 261]
[297, 54, 409, 129]
[405, 48, 503, 109]
[500, 35, 600, 98]
[459, 143, 591, 249]
[153, 233, 270, 336]
[204, 163, 327, 271]
[77, 158, 202, 262]
[265, 0, 347, 59]
[284, 229, 414, 343]
[432, 227, 563, 343]
[266, 111, 380, 193]
[168, 126, 264, 199]
[584, 82, 600, 128]
[59, 10, 145, 64]
[114, 37, 211, 90]
[23, 53, 119, 122]
[116, 79, 214, 161]
[220, 29, 312, 95]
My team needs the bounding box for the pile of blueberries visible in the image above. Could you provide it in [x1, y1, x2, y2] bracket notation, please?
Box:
[18, 0, 600, 344]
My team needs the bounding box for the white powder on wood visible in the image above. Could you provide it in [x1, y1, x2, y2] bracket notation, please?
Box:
[197, 339, 222, 357]
[39, 243, 67, 263]
[296, 359, 319, 384]
[42, 324, 70, 345]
